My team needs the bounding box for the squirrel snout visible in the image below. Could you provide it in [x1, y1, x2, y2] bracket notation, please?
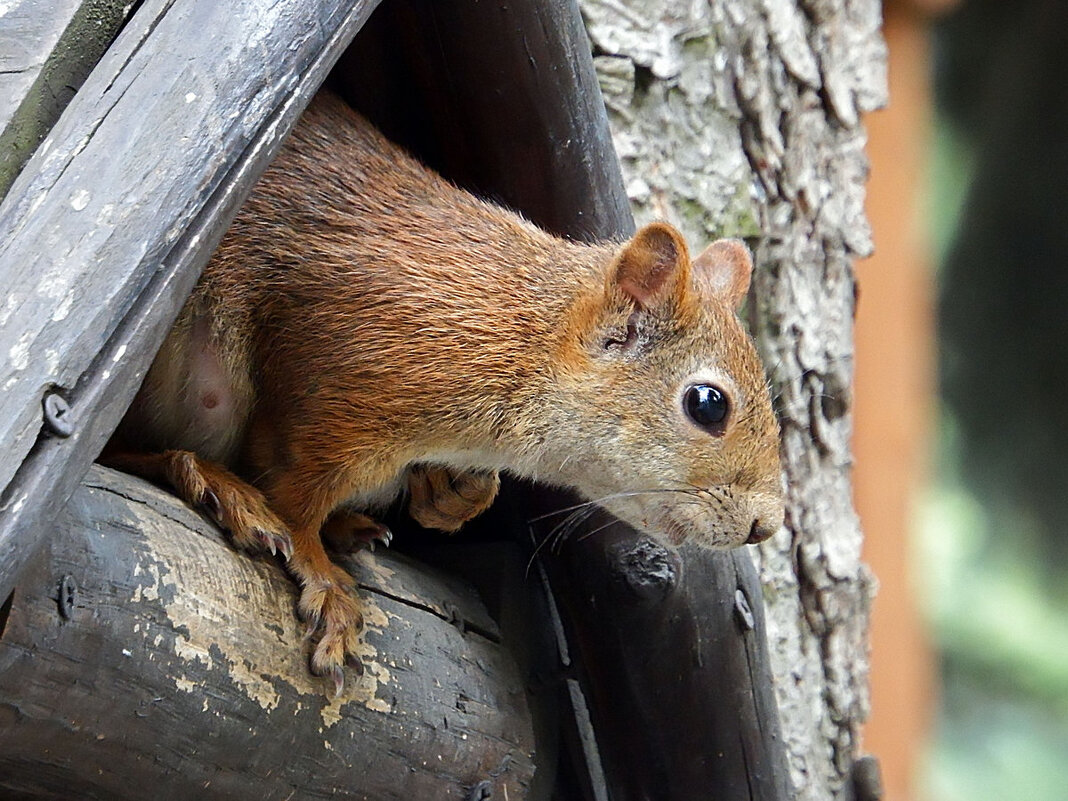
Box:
[746, 517, 778, 544]
[743, 489, 786, 546]
[744, 497, 784, 545]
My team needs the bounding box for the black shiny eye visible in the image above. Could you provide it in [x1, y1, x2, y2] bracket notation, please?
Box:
[684, 384, 729, 433]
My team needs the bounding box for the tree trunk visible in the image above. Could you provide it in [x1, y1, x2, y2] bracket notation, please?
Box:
[581, 1, 886, 797]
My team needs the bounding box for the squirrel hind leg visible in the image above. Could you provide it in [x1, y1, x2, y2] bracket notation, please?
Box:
[262, 472, 376, 693]
[101, 449, 292, 559]
[283, 524, 366, 694]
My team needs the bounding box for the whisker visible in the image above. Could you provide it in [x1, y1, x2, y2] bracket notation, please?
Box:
[525, 488, 698, 523]
[573, 518, 621, 546]
[522, 483, 728, 576]
[525, 504, 599, 575]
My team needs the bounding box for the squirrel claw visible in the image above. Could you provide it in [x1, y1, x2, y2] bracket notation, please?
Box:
[346, 652, 365, 676]
[200, 489, 223, 524]
[253, 528, 293, 560]
[321, 512, 393, 554]
[330, 665, 345, 699]
[254, 527, 277, 556]
[302, 612, 320, 642]
[360, 522, 392, 553]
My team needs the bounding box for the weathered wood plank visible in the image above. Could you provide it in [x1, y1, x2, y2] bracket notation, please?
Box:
[0, 0, 133, 198]
[331, 0, 635, 243]
[0, 0, 382, 603]
[0, 0, 81, 125]
[0, 466, 535, 800]
[540, 511, 792, 800]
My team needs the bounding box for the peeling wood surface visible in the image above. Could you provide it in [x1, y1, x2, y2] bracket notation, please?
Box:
[582, 1, 886, 797]
[0, 466, 535, 800]
[0, 0, 381, 605]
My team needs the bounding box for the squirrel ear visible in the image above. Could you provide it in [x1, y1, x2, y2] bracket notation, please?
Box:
[692, 239, 753, 309]
[611, 222, 690, 309]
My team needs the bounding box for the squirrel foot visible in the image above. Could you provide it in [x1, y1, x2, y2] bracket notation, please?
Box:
[103, 449, 292, 559]
[407, 465, 500, 532]
[299, 563, 365, 696]
[320, 509, 392, 553]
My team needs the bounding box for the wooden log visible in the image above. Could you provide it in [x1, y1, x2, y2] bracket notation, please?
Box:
[0, 0, 382, 604]
[0, 466, 536, 800]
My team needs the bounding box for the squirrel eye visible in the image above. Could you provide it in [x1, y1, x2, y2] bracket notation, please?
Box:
[683, 384, 729, 434]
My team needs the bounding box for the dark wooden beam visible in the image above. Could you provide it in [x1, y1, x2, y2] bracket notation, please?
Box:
[0, 0, 382, 604]
[0, 467, 535, 799]
[329, 0, 634, 243]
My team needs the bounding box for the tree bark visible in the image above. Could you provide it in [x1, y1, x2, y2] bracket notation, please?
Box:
[581, 1, 886, 797]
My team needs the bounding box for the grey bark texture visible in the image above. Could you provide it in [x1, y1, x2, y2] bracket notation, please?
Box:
[580, 1, 887, 798]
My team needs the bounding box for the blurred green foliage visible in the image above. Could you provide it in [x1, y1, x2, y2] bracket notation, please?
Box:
[918, 32, 1068, 792]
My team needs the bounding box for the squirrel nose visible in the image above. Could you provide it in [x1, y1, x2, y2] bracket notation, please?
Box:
[746, 517, 778, 545]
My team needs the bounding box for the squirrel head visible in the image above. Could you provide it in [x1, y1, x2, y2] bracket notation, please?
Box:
[544, 222, 784, 549]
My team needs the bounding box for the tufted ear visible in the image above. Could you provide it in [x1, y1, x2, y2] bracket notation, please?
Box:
[692, 239, 753, 309]
[610, 222, 690, 310]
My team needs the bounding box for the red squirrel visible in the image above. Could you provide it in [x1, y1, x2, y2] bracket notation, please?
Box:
[107, 90, 784, 693]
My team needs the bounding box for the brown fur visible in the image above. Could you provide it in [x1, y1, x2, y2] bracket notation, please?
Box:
[108, 90, 784, 690]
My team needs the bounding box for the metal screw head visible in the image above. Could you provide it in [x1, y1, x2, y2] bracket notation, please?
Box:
[733, 588, 755, 631]
[58, 575, 77, 620]
[42, 392, 74, 438]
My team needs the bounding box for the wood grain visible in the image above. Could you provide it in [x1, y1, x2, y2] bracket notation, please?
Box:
[0, 466, 535, 800]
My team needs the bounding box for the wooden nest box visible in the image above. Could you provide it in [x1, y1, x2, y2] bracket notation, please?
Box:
[0, 1, 791, 799]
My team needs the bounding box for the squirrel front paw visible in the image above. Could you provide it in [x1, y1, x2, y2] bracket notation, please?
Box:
[299, 563, 365, 696]
[106, 449, 293, 558]
[320, 509, 393, 553]
[407, 465, 500, 532]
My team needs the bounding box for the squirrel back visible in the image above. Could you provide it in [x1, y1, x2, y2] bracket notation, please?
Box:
[121, 90, 783, 550]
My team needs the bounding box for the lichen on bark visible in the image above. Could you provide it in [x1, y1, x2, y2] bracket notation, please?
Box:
[581, 1, 887, 797]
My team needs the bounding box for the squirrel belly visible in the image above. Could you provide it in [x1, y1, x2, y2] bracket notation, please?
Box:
[109, 89, 784, 688]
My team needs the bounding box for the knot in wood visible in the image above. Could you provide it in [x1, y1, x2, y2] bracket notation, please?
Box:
[851, 755, 884, 801]
[609, 537, 678, 602]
